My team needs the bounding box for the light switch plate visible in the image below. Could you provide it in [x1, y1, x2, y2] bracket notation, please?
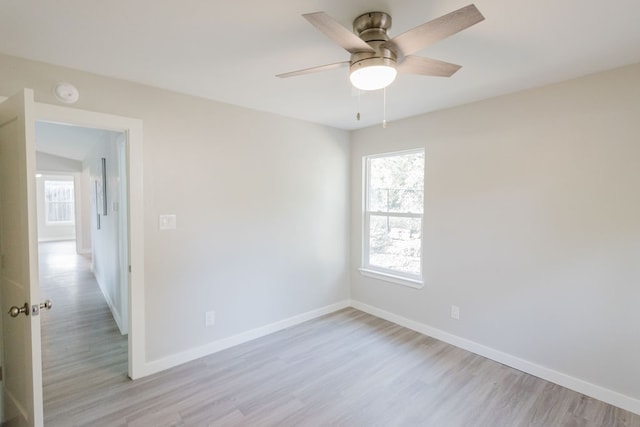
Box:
[159, 214, 177, 230]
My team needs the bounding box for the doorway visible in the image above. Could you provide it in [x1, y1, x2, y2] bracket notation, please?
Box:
[0, 92, 145, 425]
[34, 101, 146, 384]
[34, 121, 129, 422]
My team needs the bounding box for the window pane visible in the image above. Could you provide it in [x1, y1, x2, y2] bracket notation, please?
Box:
[45, 180, 75, 224]
[368, 151, 424, 213]
[369, 214, 421, 275]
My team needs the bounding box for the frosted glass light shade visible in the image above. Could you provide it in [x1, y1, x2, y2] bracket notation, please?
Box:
[350, 65, 397, 91]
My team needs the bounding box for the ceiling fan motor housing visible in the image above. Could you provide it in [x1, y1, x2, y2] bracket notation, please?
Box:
[350, 12, 397, 73]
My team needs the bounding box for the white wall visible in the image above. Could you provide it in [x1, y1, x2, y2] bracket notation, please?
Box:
[0, 53, 350, 364]
[84, 130, 127, 333]
[35, 173, 76, 242]
[351, 64, 640, 408]
[36, 151, 81, 172]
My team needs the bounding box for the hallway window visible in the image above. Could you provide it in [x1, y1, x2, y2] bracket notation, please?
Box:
[362, 149, 425, 287]
[44, 180, 75, 225]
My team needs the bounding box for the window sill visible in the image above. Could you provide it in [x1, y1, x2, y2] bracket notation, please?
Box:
[358, 268, 424, 289]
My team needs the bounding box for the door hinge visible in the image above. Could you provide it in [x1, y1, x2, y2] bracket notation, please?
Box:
[0, 365, 3, 381]
[128, 265, 132, 273]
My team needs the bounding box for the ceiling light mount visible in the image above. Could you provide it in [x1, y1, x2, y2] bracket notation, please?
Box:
[353, 12, 392, 43]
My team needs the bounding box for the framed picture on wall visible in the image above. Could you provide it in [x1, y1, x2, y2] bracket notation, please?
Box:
[94, 179, 101, 230]
[100, 157, 107, 216]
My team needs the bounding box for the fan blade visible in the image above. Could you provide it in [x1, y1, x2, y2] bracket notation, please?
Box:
[397, 56, 462, 77]
[303, 12, 375, 54]
[276, 61, 349, 79]
[386, 4, 484, 56]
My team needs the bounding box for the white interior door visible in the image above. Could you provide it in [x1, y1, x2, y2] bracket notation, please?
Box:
[0, 89, 44, 427]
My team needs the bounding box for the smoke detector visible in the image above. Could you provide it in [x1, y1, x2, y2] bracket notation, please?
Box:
[53, 82, 79, 104]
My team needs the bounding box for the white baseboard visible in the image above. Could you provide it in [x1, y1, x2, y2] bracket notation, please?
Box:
[94, 275, 126, 335]
[350, 300, 640, 416]
[141, 300, 351, 377]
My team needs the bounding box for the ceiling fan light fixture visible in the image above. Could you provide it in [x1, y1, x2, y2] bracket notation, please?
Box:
[349, 54, 398, 91]
[350, 65, 397, 91]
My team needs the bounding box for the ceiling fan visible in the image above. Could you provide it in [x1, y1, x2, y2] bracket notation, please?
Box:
[277, 4, 485, 91]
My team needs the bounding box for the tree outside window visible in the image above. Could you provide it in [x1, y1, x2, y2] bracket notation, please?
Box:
[45, 180, 75, 225]
[364, 149, 424, 282]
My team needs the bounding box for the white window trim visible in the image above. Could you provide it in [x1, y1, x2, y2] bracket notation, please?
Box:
[44, 220, 75, 226]
[359, 268, 424, 289]
[44, 179, 75, 226]
[362, 148, 425, 288]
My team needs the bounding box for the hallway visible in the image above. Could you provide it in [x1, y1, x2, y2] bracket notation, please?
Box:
[39, 240, 128, 425]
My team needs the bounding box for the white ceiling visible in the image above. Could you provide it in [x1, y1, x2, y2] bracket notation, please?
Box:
[35, 121, 113, 161]
[2, 1, 640, 130]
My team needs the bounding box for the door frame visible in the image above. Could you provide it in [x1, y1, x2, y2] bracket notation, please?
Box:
[35, 103, 145, 379]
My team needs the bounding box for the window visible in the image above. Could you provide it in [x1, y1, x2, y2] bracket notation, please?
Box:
[44, 180, 75, 225]
[362, 149, 425, 287]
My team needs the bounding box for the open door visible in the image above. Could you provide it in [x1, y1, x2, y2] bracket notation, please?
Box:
[0, 89, 44, 426]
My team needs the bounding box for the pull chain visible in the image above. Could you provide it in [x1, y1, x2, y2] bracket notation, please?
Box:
[382, 87, 387, 128]
[356, 89, 361, 121]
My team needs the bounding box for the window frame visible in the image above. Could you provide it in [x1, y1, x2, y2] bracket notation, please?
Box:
[44, 178, 76, 226]
[360, 148, 425, 289]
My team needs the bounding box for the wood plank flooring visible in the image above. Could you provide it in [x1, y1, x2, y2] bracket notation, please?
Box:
[39, 241, 640, 426]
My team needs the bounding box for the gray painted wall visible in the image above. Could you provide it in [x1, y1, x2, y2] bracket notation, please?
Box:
[36, 151, 82, 172]
[84, 130, 127, 333]
[350, 63, 640, 402]
[0, 53, 351, 362]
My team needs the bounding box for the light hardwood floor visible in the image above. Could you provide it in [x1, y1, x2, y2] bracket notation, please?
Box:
[39, 241, 639, 426]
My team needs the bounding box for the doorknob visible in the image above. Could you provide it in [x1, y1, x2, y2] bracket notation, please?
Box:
[8, 300, 52, 317]
[8, 302, 29, 318]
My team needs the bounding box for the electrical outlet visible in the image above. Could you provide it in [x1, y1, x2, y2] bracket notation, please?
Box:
[205, 310, 215, 327]
[451, 305, 460, 320]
